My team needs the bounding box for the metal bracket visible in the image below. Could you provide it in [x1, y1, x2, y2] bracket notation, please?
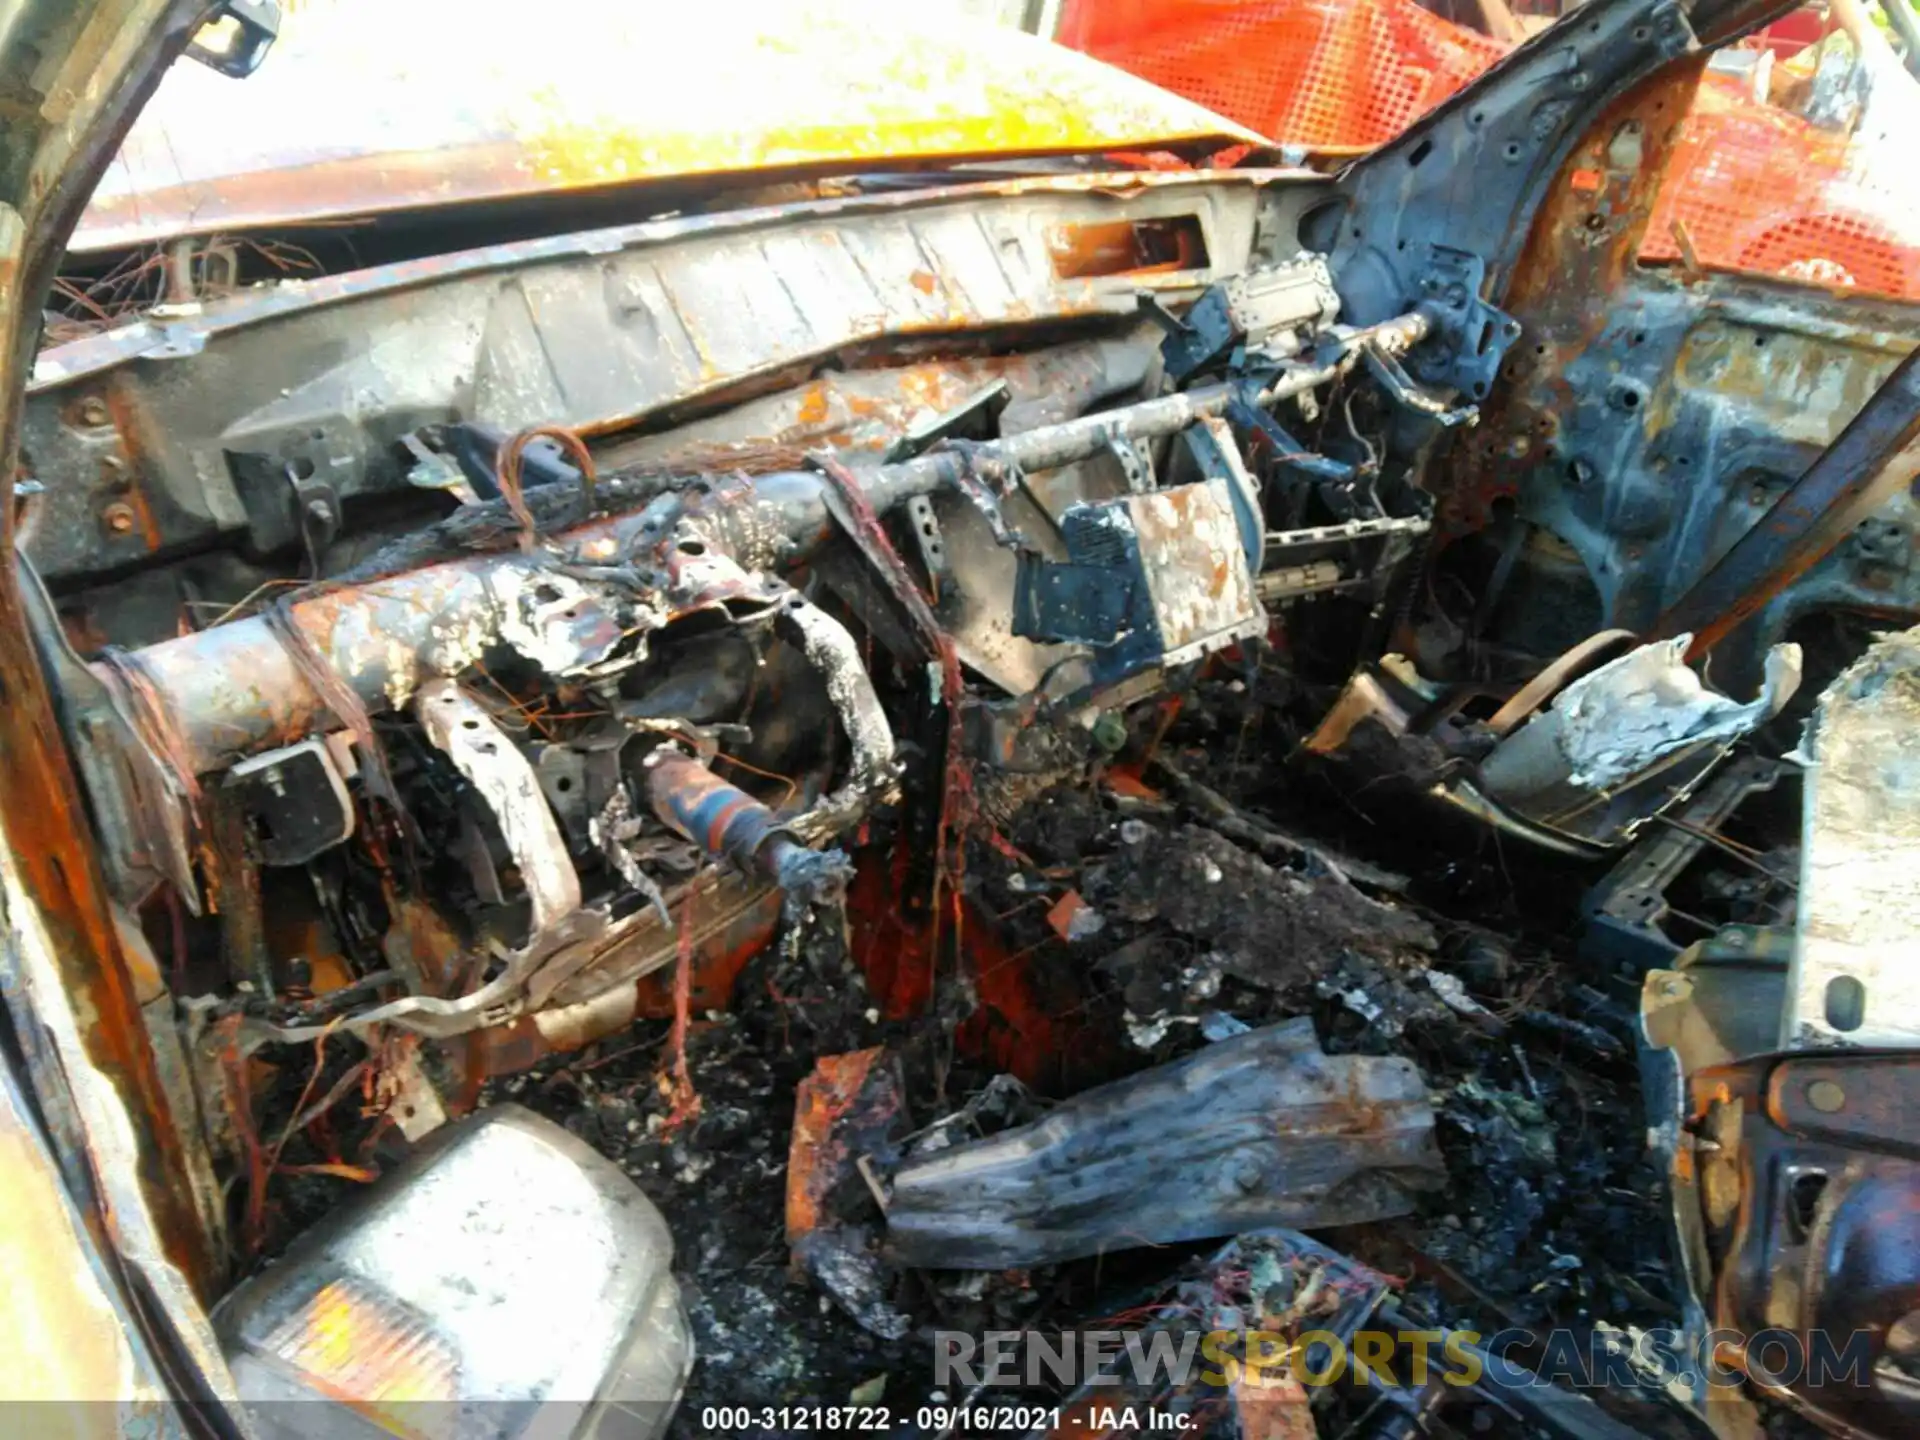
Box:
[1223, 390, 1363, 527]
[289, 461, 340, 576]
[417, 680, 581, 935]
[1361, 340, 1480, 428]
[186, 0, 281, 78]
[1580, 755, 1784, 972]
[227, 739, 356, 867]
[1404, 243, 1523, 404]
[941, 440, 1035, 551]
[1106, 436, 1155, 495]
[902, 494, 950, 585]
[883, 381, 1009, 464]
[1145, 255, 1341, 385]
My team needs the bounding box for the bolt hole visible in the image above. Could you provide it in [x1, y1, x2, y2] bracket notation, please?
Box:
[677, 538, 707, 556]
[1786, 1171, 1829, 1242]
[461, 718, 481, 730]
[556, 777, 573, 792]
[1825, 974, 1866, 1032]
[1503, 141, 1522, 161]
[1888, 1311, 1920, 1359]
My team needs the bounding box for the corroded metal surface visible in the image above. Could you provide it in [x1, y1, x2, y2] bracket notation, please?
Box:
[0, 0, 236, 1304]
[1785, 624, 1920, 1049]
[785, 1048, 897, 1246]
[28, 171, 1281, 590]
[113, 320, 1424, 774]
[1131, 478, 1265, 662]
[417, 680, 581, 935]
[72, 0, 1257, 254]
[1656, 347, 1920, 655]
[1436, 59, 1920, 685]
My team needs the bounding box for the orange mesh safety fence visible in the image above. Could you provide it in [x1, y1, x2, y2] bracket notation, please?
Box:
[1058, 0, 1507, 150]
[1640, 73, 1920, 299]
[1059, 0, 1920, 300]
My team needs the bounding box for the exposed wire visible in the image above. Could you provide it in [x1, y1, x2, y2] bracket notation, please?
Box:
[495, 424, 600, 552]
[709, 750, 800, 811]
[183, 576, 307, 629]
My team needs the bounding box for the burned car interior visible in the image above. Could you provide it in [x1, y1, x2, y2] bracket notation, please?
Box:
[6, 0, 1920, 1435]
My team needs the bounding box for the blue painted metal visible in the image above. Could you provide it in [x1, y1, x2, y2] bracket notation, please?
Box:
[1655, 345, 1920, 657]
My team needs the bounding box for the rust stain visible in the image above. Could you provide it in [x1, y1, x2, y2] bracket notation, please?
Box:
[1046, 213, 1208, 280]
[100, 388, 160, 551]
[0, 562, 220, 1294]
[785, 1047, 884, 1245]
[794, 382, 832, 427]
[1435, 58, 1710, 542]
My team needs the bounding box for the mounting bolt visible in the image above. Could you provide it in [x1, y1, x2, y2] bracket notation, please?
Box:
[101, 501, 136, 535]
[1807, 1080, 1846, 1114]
[76, 396, 110, 428]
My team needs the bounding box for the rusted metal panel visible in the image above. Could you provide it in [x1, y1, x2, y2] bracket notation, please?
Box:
[1434, 56, 1920, 686]
[786, 1048, 895, 1247]
[464, 872, 783, 1083]
[28, 173, 1284, 589]
[1130, 478, 1264, 662]
[71, 0, 1258, 255]
[1655, 349, 1920, 655]
[0, 0, 232, 1304]
[595, 336, 1155, 471]
[1783, 624, 1920, 1049]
